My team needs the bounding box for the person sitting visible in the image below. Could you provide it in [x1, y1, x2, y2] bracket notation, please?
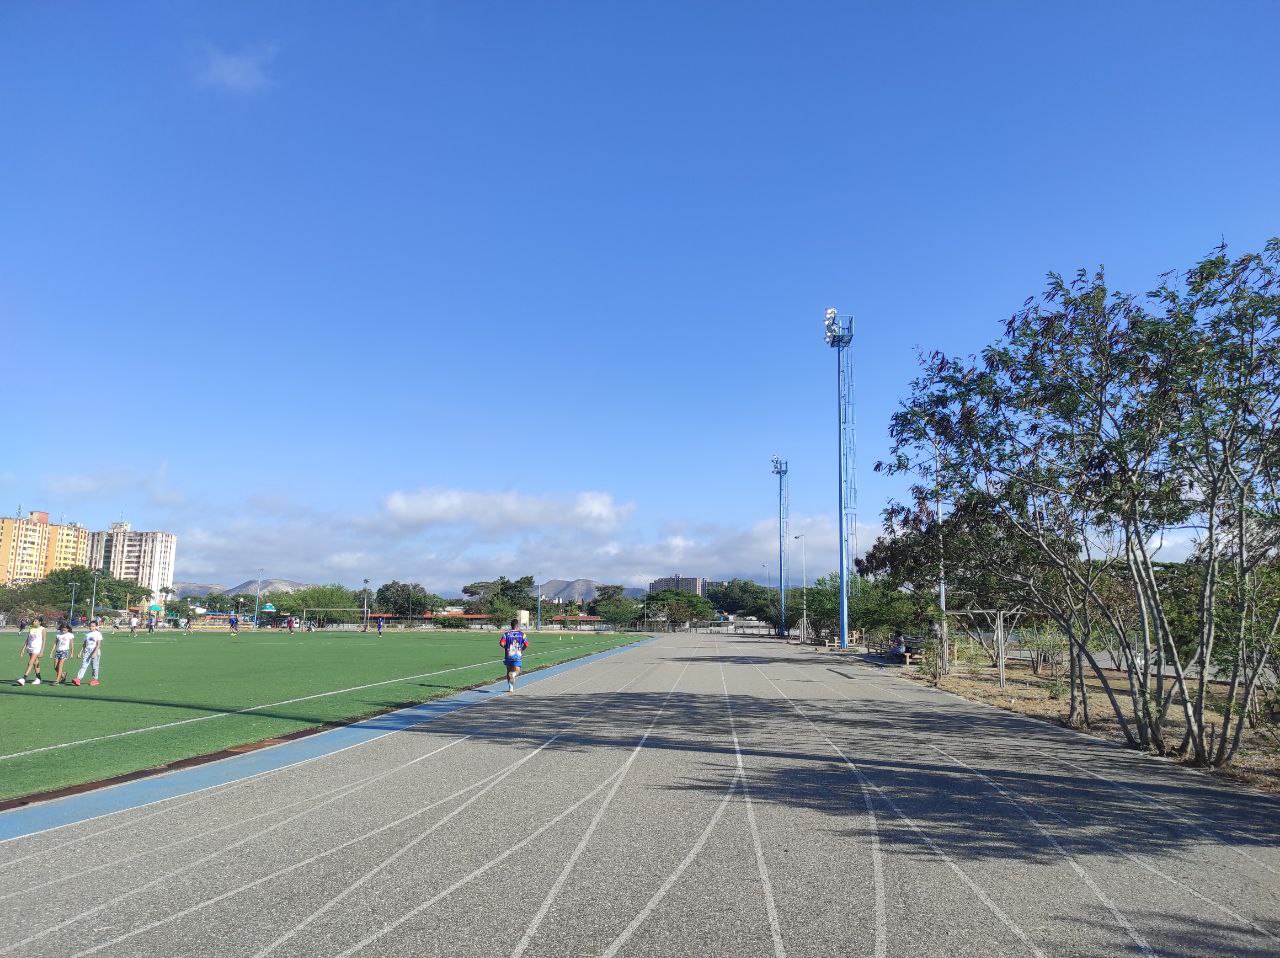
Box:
[889, 635, 907, 661]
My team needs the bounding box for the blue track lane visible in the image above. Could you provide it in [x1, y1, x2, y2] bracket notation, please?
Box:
[0, 636, 656, 842]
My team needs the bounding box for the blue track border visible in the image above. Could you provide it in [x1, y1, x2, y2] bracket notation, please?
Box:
[0, 635, 658, 842]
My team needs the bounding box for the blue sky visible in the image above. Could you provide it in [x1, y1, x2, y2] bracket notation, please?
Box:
[3, 1, 1277, 592]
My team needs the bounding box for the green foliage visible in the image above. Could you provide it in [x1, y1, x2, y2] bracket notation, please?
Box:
[595, 597, 641, 628]
[0, 567, 150, 623]
[706, 578, 773, 615]
[646, 589, 714, 629]
[463, 576, 536, 615]
[374, 580, 446, 617]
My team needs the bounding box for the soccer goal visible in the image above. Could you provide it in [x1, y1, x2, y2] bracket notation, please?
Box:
[301, 607, 370, 630]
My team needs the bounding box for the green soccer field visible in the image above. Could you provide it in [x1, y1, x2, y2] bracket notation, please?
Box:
[0, 629, 639, 802]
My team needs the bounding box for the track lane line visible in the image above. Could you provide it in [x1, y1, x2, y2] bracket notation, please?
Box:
[752, 661, 1048, 958]
[64, 656, 666, 958]
[717, 644, 786, 958]
[10, 657, 659, 957]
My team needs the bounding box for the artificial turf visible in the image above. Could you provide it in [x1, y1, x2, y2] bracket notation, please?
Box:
[0, 628, 639, 802]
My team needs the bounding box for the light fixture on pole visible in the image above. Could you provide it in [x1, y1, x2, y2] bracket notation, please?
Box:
[794, 533, 807, 640]
[823, 307, 857, 651]
[363, 578, 370, 631]
[770, 456, 788, 638]
[253, 568, 264, 628]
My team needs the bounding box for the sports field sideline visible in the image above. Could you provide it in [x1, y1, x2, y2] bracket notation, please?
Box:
[0, 629, 636, 802]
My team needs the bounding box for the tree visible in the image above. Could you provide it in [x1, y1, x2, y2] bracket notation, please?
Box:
[266, 584, 358, 625]
[589, 585, 626, 612]
[646, 589, 714, 631]
[880, 238, 1280, 766]
[706, 579, 772, 615]
[463, 576, 536, 615]
[375, 580, 445, 617]
[595, 597, 641, 629]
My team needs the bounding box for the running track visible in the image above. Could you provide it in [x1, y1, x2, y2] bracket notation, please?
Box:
[1, 635, 1277, 957]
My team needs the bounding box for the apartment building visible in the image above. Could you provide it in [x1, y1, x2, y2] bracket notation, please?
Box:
[0, 511, 95, 586]
[89, 522, 177, 601]
[647, 575, 708, 597]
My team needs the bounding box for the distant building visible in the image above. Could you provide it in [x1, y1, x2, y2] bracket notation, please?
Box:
[648, 575, 708, 597]
[0, 511, 91, 586]
[89, 522, 177, 601]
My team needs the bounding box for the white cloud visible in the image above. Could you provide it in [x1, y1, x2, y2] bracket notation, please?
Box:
[382, 487, 633, 534]
[198, 43, 277, 94]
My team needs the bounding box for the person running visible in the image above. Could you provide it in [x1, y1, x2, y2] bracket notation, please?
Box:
[74, 619, 104, 687]
[286, 616, 295, 634]
[17, 618, 45, 686]
[129, 614, 139, 637]
[229, 613, 239, 636]
[376, 616, 385, 637]
[52, 620, 76, 684]
[499, 619, 529, 693]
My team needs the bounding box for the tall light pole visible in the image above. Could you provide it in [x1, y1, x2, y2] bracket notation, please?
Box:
[68, 581, 78, 626]
[824, 307, 857, 650]
[771, 456, 788, 638]
[794, 534, 807, 639]
[362, 578, 370, 631]
[89, 570, 100, 623]
[253, 567, 264, 627]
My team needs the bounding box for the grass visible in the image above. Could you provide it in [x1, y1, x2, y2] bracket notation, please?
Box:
[0, 628, 638, 802]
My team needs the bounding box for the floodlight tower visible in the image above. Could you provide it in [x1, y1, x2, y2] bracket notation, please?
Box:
[823, 307, 857, 650]
[770, 456, 789, 637]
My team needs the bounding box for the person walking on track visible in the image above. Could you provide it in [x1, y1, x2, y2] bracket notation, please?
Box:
[17, 618, 45, 686]
[499, 619, 529, 693]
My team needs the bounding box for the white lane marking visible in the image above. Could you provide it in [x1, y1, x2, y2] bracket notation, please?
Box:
[1033, 749, 1280, 882]
[2, 735, 472, 957]
[510, 657, 696, 958]
[754, 664, 1047, 958]
[334, 766, 633, 958]
[599, 773, 743, 958]
[718, 651, 786, 958]
[0, 641, 635, 849]
[800, 670, 1156, 955]
[803, 665, 1280, 947]
[0, 639, 611, 762]
[927, 744, 1156, 956]
[61, 658, 664, 958]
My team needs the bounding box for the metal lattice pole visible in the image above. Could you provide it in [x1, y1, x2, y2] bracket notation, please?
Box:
[771, 456, 788, 638]
[824, 308, 856, 650]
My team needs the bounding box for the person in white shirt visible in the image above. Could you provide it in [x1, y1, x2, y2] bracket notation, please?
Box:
[52, 620, 76, 685]
[74, 619, 105, 687]
[17, 618, 44, 686]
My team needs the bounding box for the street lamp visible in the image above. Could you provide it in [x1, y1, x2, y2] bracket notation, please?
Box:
[794, 534, 807, 640]
[253, 567, 264, 628]
[89, 570, 101, 623]
[68, 581, 78, 626]
[823, 307, 857, 651]
[771, 456, 788, 639]
[362, 578, 370, 631]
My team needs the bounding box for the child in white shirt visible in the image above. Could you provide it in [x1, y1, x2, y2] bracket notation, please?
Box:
[18, 618, 44, 686]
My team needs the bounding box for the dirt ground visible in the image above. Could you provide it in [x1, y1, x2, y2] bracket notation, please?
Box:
[897, 651, 1280, 795]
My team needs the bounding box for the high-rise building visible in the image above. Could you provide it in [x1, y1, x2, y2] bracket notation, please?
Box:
[89, 522, 177, 601]
[647, 575, 708, 597]
[45, 521, 90, 575]
[0, 511, 93, 586]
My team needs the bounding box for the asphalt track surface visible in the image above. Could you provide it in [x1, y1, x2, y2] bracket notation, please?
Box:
[1, 636, 1277, 958]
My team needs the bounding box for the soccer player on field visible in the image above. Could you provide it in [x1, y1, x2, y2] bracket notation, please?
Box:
[499, 619, 529, 693]
[229, 613, 239, 635]
[52, 620, 76, 685]
[74, 619, 104, 686]
[17, 617, 44, 686]
[376, 616, 384, 637]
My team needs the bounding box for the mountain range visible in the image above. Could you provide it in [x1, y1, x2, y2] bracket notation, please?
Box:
[537, 579, 647, 602]
[172, 579, 315, 598]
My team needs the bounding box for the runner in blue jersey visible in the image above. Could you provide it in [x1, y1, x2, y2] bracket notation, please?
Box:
[499, 619, 529, 693]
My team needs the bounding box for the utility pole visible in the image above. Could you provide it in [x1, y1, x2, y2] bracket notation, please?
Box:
[823, 308, 857, 650]
[362, 578, 370, 631]
[68, 581, 78, 625]
[771, 456, 788, 638]
[254, 568, 264, 628]
[89, 570, 100, 624]
[794, 533, 807, 639]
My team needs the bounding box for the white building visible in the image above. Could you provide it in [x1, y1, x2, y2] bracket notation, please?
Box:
[89, 522, 177, 602]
